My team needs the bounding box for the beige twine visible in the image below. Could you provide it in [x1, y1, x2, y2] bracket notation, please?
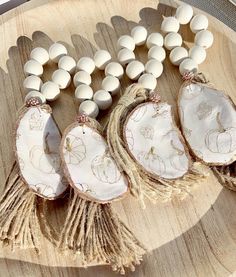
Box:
[57, 190, 145, 275]
[106, 84, 206, 207]
[0, 162, 41, 252]
[212, 163, 236, 191]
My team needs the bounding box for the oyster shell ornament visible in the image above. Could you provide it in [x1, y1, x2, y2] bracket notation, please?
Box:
[107, 84, 205, 206]
[58, 114, 145, 273]
[60, 116, 128, 202]
[0, 97, 68, 251]
[178, 73, 236, 190]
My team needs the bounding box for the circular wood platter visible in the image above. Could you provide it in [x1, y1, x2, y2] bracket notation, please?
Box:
[0, 0, 236, 276]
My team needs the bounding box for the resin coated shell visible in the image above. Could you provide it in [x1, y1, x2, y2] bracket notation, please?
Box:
[15, 105, 68, 199]
[123, 102, 191, 179]
[60, 123, 128, 203]
[178, 83, 236, 165]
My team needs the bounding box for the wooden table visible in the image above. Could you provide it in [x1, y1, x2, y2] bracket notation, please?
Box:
[0, 0, 236, 276]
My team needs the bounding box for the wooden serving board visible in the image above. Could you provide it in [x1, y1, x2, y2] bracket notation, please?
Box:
[0, 0, 236, 276]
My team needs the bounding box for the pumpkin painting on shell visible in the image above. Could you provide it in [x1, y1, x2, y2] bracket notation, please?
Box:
[15, 105, 68, 199]
[178, 82, 236, 165]
[60, 122, 128, 203]
[123, 101, 191, 180]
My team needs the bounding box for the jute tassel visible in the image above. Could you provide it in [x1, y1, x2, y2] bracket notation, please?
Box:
[57, 190, 145, 274]
[212, 163, 236, 191]
[0, 162, 40, 251]
[106, 84, 205, 207]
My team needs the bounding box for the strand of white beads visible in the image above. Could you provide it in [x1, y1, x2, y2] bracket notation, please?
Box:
[23, 43, 121, 118]
[23, 42, 75, 103]
[117, 26, 166, 91]
[161, 3, 214, 75]
[74, 50, 124, 118]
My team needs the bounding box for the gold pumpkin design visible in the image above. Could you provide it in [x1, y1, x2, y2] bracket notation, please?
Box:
[169, 140, 188, 172]
[63, 134, 86, 164]
[130, 105, 147, 122]
[205, 112, 236, 154]
[91, 150, 121, 184]
[137, 146, 166, 176]
[33, 183, 56, 198]
[29, 132, 61, 174]
[125, 128, 134, 150]
[140, 125, 154, 140]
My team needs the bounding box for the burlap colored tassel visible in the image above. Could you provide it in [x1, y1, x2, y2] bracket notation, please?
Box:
[212, 163, 236, 191]
[0, 162, 41, 252]
[57, 190, 145, 274]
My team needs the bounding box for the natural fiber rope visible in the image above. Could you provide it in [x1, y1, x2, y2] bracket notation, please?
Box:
[0, 163, 41, 251]
[57, 190, 145, 274]
[212, 163, 236, 191]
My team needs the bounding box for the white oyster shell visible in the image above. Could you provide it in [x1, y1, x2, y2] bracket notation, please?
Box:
[61, 123, 128, 203]
[16, 106, 68, 199]
[123, 102, 190, 179]
[178, 83, 236, 165]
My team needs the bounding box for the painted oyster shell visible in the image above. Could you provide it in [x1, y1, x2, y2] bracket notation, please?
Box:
[123, 102, 191, 179]
[15, 106, 68, 199]
[178, 83, 236, 165]
[60, 123, 128, 203]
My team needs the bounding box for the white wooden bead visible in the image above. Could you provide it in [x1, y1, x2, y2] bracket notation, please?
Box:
[175, 4, 193, 24]
[169, 46, 188, 66]
[189, 45, 206, 64]
[79, 100, 99, 118]
[24, 60, 43, 77]
[138, 73, 157, 90]
[145, 59, 163, 78]
[48, 43, 68, 63]
[73, 71, 91, 87]
[30, 47, 49, 65]
[164, 32, 182, 50]
[161, 17, 180, 33]
[41, 81, 60, 101]
[25, 90, 46, 104]
[75, 84, 93, 103]
[23, 75, 43, 92]
[117, 35, 135, 51]
[117, 48, 135, 65]
[93, 90, 112, 110]
[94, 50, 111, 70]
[102, 76, 120, 96]
[146, 33, 164, 49]
[131, 26, 148, 46]
[58, 56, 76, 74]
[77, 57, 95, 74]
[52, 69, 71, 89]
[194, 30, 214, 49]
[126, 60, 144, 80]
[179, 58, 198, 75]
[105, 62, 124, 79]
[148, 46, 166, 62]
[190, 14, 208, 33]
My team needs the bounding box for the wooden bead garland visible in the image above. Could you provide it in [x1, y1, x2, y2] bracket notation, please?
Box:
[23, 44, 120, 117]
[23, 42, 75, 102]
[161, 3, 214, 75]
[116, 25, 166, 91]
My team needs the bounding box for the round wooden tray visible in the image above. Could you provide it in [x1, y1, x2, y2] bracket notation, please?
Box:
[0, 0, 236, 276]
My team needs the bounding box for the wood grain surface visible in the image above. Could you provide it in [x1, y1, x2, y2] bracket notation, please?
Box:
[0, 0, 236, 276]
